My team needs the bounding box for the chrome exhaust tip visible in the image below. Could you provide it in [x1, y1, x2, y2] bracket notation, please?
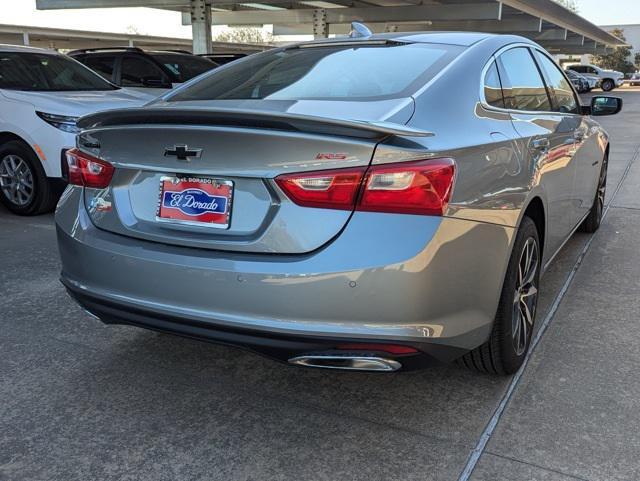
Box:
[288, 354, 401, 372]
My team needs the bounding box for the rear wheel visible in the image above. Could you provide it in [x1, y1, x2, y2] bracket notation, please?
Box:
[459, 217, 540, 375]
[0, 140, 59, 215]
[579, 153, 608, 233]
[601, 78, 615, 91]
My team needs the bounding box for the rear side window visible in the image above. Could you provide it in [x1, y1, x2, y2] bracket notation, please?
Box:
[533, 51, 579, 114]
[168, 43, 465, 102]
[81, 55, 116, 82]
[498, 47, 551, 112]
[483, 61, 504, 108]
[120, 56, 168, 87]
[570, 65, 585, 73]
[148, 53, 216, 82]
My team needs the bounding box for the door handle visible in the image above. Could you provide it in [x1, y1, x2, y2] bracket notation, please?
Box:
[531, 138, 550, 151]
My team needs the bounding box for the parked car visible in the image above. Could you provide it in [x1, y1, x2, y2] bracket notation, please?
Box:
[69, 47, 217, 93]
[0, 45, 154, 215]
[199, 53, 247, 65]
[630, 72, 640, 86]
[57, 32, 621, 375]
[566, 64, 624, 91]
[564, 69, 591, 93]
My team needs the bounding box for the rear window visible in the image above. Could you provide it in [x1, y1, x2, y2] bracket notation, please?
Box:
[149, 53, 217, 82]
[168, 42, 464, 102]
[0, 52, 117, 91]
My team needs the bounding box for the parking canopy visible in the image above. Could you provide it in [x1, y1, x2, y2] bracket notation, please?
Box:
[36, 0, 627, 55]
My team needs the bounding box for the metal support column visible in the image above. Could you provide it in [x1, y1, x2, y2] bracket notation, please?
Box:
[191, 0, 212, 55]
[313, 9, 328, 39]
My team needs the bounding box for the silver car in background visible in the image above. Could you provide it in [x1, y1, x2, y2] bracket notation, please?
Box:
[56, 32, 621, 374]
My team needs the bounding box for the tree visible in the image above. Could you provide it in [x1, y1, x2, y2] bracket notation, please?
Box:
[634, 52, 640, 70]
[592, 28, 634, 74]
[554, 0, 579, 12]
[214, 28, 272, 44]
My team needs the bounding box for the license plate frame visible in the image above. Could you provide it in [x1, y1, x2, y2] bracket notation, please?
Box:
[156, 175, 233, 229]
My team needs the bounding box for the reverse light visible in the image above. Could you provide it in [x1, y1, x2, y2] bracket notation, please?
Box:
[65, 148, 114, 189]
[36, 111, 80, 133]
[275, 167, 365, 210]
[275, 158, 455, 216]
[358, 158, 456, 216]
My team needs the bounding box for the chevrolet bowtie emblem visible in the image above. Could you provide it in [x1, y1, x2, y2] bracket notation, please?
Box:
[164, 144, 203, 161]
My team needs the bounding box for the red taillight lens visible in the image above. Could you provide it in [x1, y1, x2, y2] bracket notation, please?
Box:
[65, 148, 114, 189]
[337, 344, 419, 355]
[275, 158, 455, 216]
[358, 158, 456, 216]
[275, 167, 366, 210]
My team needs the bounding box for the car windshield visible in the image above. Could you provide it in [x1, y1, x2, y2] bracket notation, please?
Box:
[0, 52, 117, 91]
[149, 53, 217, 82]
[168, 42, 464, 102]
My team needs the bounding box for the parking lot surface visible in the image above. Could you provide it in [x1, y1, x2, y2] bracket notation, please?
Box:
[1, 88, 639, 481]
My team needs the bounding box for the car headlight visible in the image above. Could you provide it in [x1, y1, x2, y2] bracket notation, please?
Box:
[36, 111, 80, 133]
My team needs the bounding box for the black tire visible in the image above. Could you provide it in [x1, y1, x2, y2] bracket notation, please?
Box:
[579, 153, 608, 233]
[0, 140, 60, 216]
[601, 78, 615, 92]
[458, 217, 541, 375]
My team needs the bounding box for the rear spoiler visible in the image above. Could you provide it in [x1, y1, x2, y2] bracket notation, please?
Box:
[77, 107, 434, 140]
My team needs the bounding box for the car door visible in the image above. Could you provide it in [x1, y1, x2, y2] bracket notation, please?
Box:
[497, 46, 578, 256]
[581, 66, 600, 85]
[533, 50, 598, 222]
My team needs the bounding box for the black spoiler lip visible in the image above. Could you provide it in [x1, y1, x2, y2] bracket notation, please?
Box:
[77, 107, 434, 139]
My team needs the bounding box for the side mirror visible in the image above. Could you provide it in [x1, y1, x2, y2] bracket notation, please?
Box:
[589, 96, 623, 116]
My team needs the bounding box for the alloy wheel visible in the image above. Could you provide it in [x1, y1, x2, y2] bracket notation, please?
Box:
[0, 154, 35, 207]
[512, 237, 539, 356]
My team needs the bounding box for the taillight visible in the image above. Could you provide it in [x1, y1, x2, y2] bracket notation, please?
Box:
[358, 158, 456, 216]
[65, 148, 114, 189]
[275, 167, 365, 210]
[275, 158, 455, 216]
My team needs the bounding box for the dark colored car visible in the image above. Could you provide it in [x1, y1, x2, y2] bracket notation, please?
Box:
[69, 47, 217, 91]
[199, 53, 247, 65]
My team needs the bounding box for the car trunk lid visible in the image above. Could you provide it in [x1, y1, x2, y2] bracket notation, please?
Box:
[77, 102, 430, 254]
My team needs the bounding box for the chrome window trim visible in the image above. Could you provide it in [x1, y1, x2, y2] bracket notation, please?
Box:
[479, 43, 582, 118]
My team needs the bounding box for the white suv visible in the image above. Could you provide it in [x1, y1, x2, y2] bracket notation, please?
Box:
[567, 64, 624, 91]
[0, 45, 155, 215]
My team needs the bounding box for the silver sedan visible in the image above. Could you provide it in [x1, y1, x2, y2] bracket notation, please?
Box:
[56, 31, 621, 374]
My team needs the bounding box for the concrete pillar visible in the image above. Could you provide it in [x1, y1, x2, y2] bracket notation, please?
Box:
[128, 39, 134, 47]
[191, 0, 212, 55]
[313, 9, 328, 39]
[22, 32, 30, 46]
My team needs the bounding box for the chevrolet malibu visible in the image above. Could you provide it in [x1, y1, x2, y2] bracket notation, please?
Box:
[56, 32, 621, 374]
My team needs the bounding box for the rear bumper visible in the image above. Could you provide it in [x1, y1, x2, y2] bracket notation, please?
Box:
[56, 186, 515, 364]
[63, 279, 462, 369]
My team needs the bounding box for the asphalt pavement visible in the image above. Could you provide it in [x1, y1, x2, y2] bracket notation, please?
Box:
[1, 88, 639, 481]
